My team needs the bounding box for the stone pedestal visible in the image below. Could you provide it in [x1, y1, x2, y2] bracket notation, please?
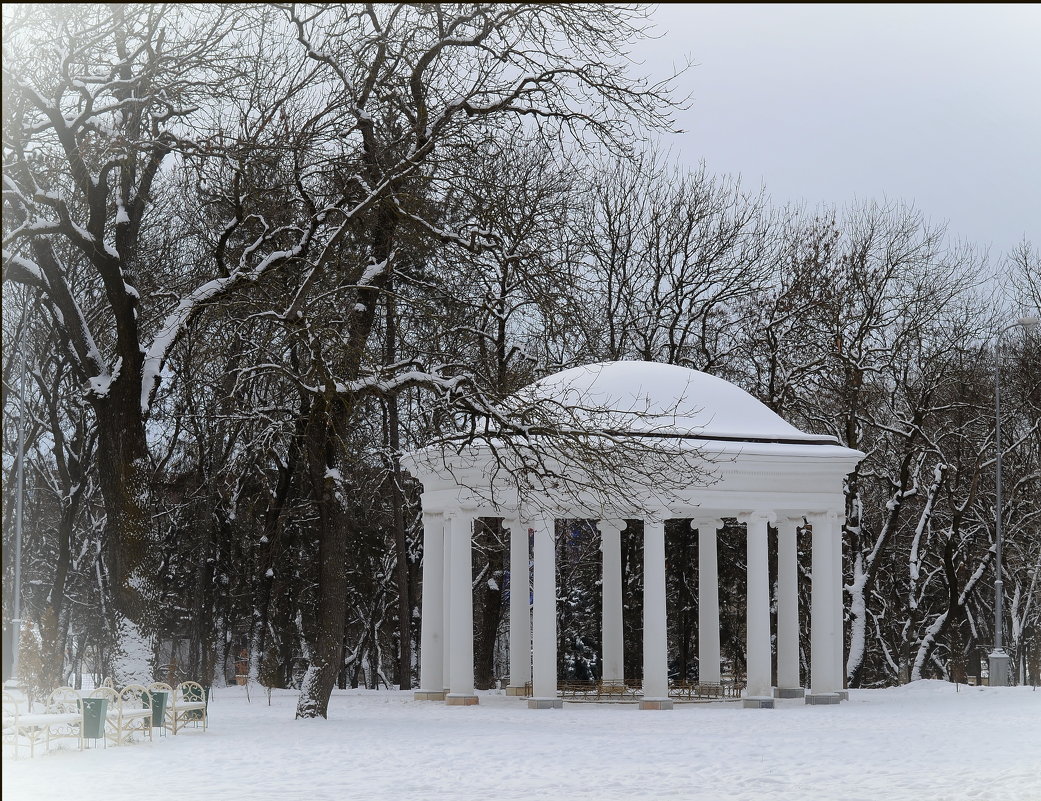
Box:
[988, 651, 1010, 686]
[773, 687, 805, 699]
[505, 685, 529, 697]
[638, 698, 674, 710]
[445, 694, 479, 706]
[742, 697, 775, 709]
[527, 698, 563, 709]
[414, 690, 446, 701]
[805, 693, 841, 705]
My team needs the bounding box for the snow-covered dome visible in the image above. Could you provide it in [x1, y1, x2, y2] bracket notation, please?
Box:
[516, 361, 837, 444]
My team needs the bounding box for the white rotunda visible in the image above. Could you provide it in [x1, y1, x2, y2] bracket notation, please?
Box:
[402, 361, 865, 709]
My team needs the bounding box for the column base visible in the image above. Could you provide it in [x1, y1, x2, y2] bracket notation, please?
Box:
[445, 694, 479, 706]
[639, 699, 674, 710]
[742, 697, 775, 709]
[505, 685, 529, 697]
[527, 698, 563, 709]
[773, 687, 805, 699]
[805, 693, 841, 705]
[837, 690, 849, 701]
[414, 690, 447, 701]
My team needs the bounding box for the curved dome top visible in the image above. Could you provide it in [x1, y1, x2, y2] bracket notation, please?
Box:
[517, 361, 837, 444]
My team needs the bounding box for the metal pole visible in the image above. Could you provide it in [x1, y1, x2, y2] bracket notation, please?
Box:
[994, 336, 1003, 651]
[990, 333, 1007, 684]
[988, 316, 1039, 686]
[10, 324, 27, 683]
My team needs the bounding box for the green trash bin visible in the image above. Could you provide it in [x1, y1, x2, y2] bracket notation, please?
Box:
[143, 689, 168, 728]
[80, 697, 108, 743]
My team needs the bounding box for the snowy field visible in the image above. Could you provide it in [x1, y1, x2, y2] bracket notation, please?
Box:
[4, 680, 1039, 801]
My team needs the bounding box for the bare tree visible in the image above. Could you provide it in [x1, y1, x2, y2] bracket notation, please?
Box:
[3, 4, 245, 679]
[574, 150, 773, 373]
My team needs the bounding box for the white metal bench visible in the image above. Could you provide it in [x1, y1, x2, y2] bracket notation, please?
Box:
[117, 684, 154, 745]
[87, 684, 154, 746]
[2, 688, 84, 758]
[163, 681, 208, 735]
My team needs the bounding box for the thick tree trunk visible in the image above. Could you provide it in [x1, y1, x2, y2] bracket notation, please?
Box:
[384, 285, 412, 689]
[249, 400, 308, 681]
[37, 467, 86, 688]
[295, 205, 396, 716]
[295, 400, 348, 718]
[93, 362, 154, 684]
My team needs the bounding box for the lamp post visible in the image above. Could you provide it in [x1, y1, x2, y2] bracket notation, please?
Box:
[990, 316, 1039, 687]
[6, 325, 27, 688]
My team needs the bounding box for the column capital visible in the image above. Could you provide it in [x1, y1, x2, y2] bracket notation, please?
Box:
[596, 518, 627, 535]
[806, 510, 843, 532]
[738, 510, 776, 525]
[446, 505, 481, 523]
[691, 517, 725, 532]
[779, 513, 807, 526]
[501, 517, 523, 533]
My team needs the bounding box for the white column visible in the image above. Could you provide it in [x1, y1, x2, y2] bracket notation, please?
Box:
[531, 517, 558, 701]
[417, 510, 445, 698]
[694, 518, 722, 685]
[776, 516, 802, 693]
[830, 511, 845, 694]
[598, 519, 625, 684]
[810, 512, 838, 696]
[442, 514, 452, 692]
[744, 512, 773, 699]
[642, 518, 669, 701]
[505, 518, 531, 693]
[447, 510, 477, 703]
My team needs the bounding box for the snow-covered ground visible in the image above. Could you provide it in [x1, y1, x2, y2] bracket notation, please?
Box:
[4, 680, 1039, 801]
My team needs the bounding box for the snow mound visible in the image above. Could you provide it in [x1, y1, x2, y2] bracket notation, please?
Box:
[517, 361, 837, 443]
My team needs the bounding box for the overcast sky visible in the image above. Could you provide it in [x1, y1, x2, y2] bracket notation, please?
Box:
[630, 4, 1041, 264]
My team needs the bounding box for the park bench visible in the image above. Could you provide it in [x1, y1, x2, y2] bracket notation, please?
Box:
[555, 680, 643, 701]
[2, 688, 84, 758]
[558, 680, 598, 699]
[86, 684, 154, 746]
[161, 681, 208, 735]
[668, 681, 726, 700]
[595, 681, 640, 701]
[520, 679, 641, 702]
